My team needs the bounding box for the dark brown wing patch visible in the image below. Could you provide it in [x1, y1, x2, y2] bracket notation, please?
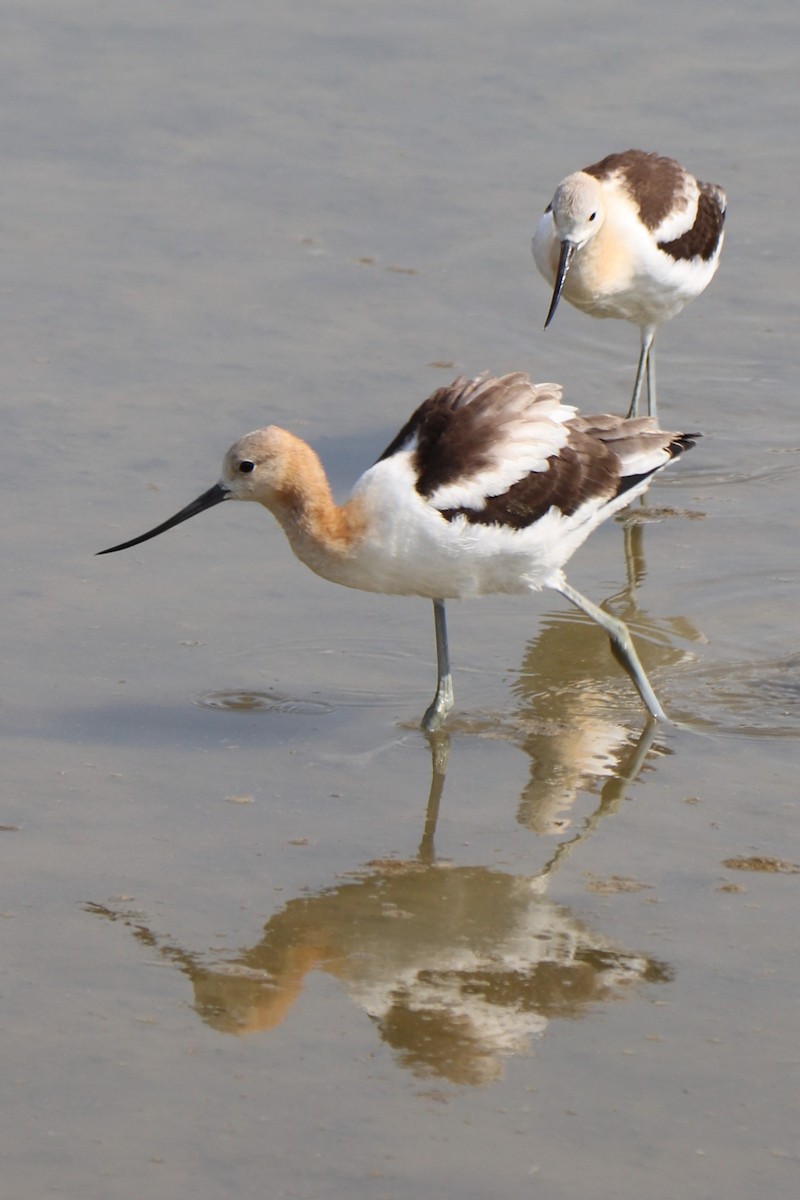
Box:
[376, 374, 557, 500]
[583, 150, 687, 231]
[439, 432, 620, 530]
[438, 419, 699, 531]
[376, 377, 473, 466]
[658, 183, 726, 262]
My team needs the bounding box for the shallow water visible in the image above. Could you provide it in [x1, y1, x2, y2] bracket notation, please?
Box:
[2, 2, 799, 1198]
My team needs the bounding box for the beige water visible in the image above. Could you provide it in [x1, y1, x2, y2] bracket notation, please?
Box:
[2, 2, 799, 1197]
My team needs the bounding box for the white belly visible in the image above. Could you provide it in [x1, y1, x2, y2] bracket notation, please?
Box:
[295, 458, 631, 602]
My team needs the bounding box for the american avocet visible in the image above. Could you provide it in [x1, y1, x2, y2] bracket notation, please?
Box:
[532, 150, 726, 419]
[98, 373, 698, 729]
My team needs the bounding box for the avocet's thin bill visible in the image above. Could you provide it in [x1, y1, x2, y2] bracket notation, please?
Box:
[544, 239, 576, 329]
[97, 482, 230, 555]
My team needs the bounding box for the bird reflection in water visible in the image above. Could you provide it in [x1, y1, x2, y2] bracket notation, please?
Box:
[89, 727, 673, 1087]
[468, 512, 704, 836]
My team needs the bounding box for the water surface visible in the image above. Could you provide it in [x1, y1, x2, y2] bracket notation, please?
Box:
[2, 2, 799, 1198]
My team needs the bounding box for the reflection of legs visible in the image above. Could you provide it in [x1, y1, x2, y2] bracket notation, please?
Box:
[537, 718, 659, 882]
[622, 513, 647, 594]
[627, 323, 657, 419]
[421, 599, 455, 731]
[418, 732, 450, 864]
[554, 579, 667, 722]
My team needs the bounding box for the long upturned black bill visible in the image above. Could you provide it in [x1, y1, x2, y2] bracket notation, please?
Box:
[97, 482, 230, 555]
[543, 239, 576, 329]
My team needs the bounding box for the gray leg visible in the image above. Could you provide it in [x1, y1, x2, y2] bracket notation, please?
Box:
[644, 326, 657, 418]
[626, 324, 657, 419]
[421, 599, 454, 731]
[554, 579, 668, 722]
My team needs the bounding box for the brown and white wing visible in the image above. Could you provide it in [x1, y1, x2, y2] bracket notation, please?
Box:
[378, 373, 577, 507]
[569, 413, 699, 482]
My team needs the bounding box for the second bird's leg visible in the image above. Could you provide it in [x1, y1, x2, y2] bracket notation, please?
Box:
[645, 330, 657, 418]
[627, 324, 657, 419]
[421, 598, 454, 731]
[555, 579, 668, 722]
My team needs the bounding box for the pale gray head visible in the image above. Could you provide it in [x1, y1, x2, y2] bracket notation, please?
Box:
[543, 172, 606, 329]
[549, 172, 606, 247]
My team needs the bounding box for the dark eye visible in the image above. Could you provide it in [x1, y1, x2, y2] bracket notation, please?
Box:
[588, 212, 597, 221]
[239, 460, 255, 474]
